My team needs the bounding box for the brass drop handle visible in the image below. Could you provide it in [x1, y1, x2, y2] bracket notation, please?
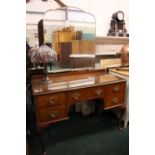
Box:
[112, 98, 119, 104]
[72, 93, 80, 100]
[113, 86, 119, 92]
[49, 111, 58, 119]
[95, 89, 103, 96]
[48, 97, 57, 105]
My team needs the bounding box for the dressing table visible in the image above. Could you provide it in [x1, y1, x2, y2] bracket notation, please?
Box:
[31, 68, 126, 154]
[28, 6, 127, 155]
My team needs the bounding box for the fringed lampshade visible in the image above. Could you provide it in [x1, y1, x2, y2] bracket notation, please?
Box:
[29, 45, 57, 83]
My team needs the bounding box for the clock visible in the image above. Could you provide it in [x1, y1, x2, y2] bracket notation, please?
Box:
[112, 11, 124, 21]
[117, 11, 124, 21]
[108, 11, 128, 37]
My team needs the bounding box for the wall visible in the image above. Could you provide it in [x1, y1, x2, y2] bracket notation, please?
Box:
[26, 0, 129, 37]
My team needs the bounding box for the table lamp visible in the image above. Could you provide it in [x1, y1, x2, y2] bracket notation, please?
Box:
[29, 44, 57, 84]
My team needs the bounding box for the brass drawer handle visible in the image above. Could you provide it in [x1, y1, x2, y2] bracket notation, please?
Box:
[72, 93, 80, 100]
[112, 98, 119, 104]
[113, 86, 119, 92]
[49, 111, 59, 119]
[48, 97, 57, 105]
[95, 89, 103, 96]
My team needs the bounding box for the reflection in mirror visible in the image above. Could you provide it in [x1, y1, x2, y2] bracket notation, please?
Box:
[38, 6, 96, 70]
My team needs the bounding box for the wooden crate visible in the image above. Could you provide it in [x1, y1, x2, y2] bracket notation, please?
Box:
[59, 31, 73, 42]
[72, 40, 80, 54]
[72, 40, 95, 54]
[79, 40, 95, 54]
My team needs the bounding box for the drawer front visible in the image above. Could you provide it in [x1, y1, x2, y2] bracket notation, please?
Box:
[38, 105, 67, 123]
[104, 93, 125, 109]
[36, 93, 66, 108]
[105, 82, 126, 95]
[67, 86, 106, 104]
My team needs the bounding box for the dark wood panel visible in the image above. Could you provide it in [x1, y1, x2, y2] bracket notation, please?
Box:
[38, 19, 44, 46]
[59, 42, 72, 68]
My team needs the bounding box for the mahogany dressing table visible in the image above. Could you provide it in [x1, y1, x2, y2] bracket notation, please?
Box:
[31, 69, 126, 154]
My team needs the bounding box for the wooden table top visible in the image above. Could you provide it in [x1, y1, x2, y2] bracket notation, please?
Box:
[32, 71, 126, 95]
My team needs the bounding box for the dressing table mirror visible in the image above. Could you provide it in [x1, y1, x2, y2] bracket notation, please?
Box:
[38, 6, 96, 71]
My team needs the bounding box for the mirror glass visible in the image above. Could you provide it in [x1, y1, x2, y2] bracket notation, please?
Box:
[40, 6, 96, 70]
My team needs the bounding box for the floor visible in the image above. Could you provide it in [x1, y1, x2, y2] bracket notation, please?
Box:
[28, 110, 129, 155]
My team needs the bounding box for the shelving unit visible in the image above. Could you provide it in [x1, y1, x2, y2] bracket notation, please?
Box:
[95, 36, 129, 69]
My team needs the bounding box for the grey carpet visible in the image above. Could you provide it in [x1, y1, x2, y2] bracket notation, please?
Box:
[29, 110, 129, 155]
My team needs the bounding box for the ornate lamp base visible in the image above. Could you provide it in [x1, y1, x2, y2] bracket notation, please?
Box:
[42, 75, 53, 85]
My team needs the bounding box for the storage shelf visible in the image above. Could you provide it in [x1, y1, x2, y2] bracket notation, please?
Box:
[96, 36, 129, 44]
[95, 53, 118, 56]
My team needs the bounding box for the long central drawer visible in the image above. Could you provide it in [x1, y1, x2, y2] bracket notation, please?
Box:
[67, 86, 106, 104]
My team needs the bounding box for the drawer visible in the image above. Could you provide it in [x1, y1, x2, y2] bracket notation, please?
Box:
[104, 93, 125, 109]
[67, 86, 106, 104]
[105, 82, 126, 95]
[38, 105, 67, 123]
[36, 93, 66, 108]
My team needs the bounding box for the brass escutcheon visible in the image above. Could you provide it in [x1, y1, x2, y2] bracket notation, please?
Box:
[95, 89, 103, 96]
[48, 97, 57, 105]
[72, 93, 80, 100]
[112, 97, 119, 104]
[113, 86, 119, 92]
[49, 111, 59, 119]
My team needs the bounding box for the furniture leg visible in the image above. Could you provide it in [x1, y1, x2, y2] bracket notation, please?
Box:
[26, 130, 30, 155]
[124, 111, 129, 128]
[37, 128, 46, 155]
[118, 105, 126, 130]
